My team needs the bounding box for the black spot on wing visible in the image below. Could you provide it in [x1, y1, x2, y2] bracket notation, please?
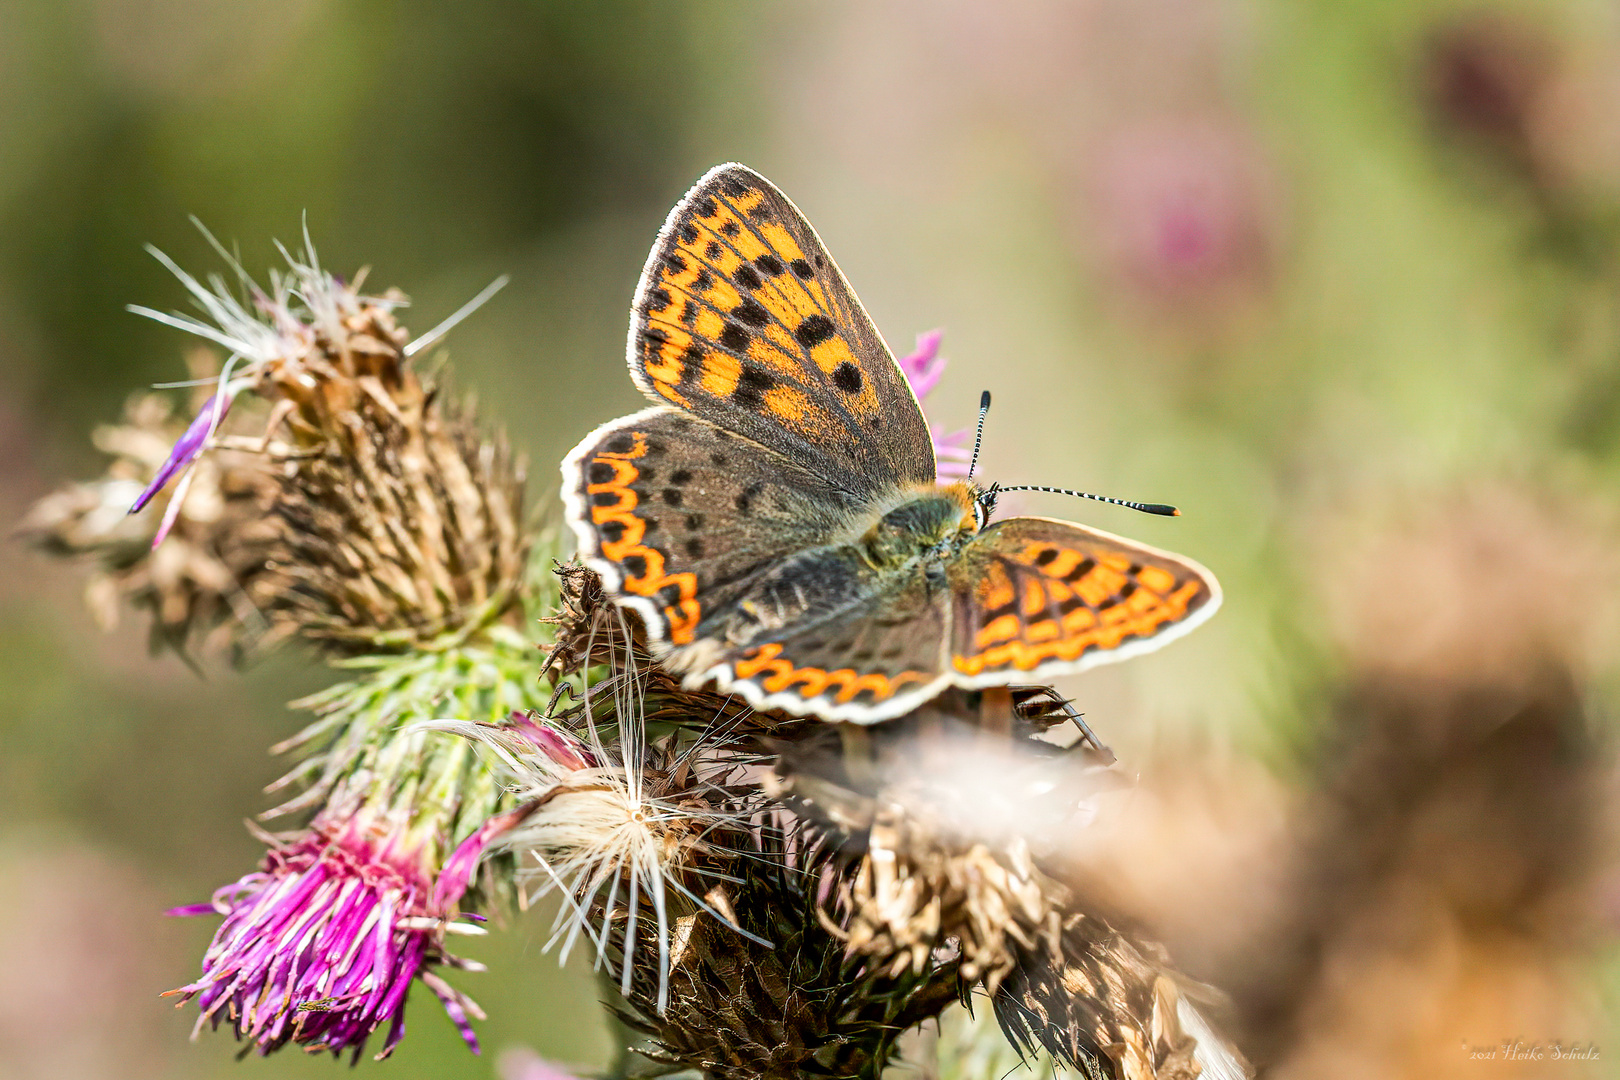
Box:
[831, 362, 863, 393]
[719, 322, 750, 352]
[1063, 558, 1097, 583]
[733, 298, 770, 327]
[680, 344, 703, 377]
[756, 254, 784, 276]
[796, 314, 835, 347]
[732, 366, 775, 409]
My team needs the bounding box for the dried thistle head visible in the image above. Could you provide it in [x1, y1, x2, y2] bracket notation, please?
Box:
[769, 704, 1249, 1080]
[459, 585, 974, 1079]
[17, 358, 281, 654]
[22, 227, 529, 656]
[992, 914, 1248, 1080]
[768, 704, 1114, 985]
[614, 846, 962, 1080]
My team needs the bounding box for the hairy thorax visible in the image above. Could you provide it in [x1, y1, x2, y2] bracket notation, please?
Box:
[857, 482, 981, 570]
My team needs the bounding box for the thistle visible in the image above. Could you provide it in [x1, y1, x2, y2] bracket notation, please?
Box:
[23, 228, 555, 1060]
[16, 368, 280, 653]
[164, 797, 493, 1060]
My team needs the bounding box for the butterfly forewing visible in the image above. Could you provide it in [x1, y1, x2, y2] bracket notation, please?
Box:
[947, 516, 1221, 685]
[629, 163, 935, 492]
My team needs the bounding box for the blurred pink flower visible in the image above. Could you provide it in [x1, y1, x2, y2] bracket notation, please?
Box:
[1088, 117, 1274, 304]
[498, 1047, 586, 1080]
[898, 330, 972, 479]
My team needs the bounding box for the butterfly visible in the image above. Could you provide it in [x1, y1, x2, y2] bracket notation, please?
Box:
[561, 163, 1220, 725]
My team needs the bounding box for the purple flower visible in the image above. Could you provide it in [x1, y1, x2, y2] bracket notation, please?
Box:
[898, 330, 972, 479]
[130, 392, 233, 516]
[165, 810, 491, 1062]
[503, 709, 597, 771]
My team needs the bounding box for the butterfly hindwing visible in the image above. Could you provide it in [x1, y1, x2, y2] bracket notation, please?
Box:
[630, 163, 936, 493]
[947, 516, 1221, 684]
[705, 562, 954, 721]
[563, 406, 867, 649]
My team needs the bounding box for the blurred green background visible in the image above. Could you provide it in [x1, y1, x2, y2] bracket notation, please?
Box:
[3, 1, 1619, 1077]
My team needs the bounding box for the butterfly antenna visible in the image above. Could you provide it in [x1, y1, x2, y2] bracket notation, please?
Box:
[995, 484, 1181, 517]
[966, 390, 991, 480]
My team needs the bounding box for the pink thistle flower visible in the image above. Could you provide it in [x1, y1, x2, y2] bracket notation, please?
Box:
[898, 330, 972, 480]
[164, 807, 498, 1062]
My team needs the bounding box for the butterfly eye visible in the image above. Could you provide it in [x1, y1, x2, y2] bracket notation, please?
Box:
[973, 482, 999, 530]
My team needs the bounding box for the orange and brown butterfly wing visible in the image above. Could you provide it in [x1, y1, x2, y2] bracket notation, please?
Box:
[629, 163, 935, 492]
[704, 559, 955, 722]
[947, 516, 1220, 686]
[561, 406, 870, 651]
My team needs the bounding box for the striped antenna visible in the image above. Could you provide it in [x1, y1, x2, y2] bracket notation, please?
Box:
[995, 484, 1180, 517]
[966, 391, 991, 480]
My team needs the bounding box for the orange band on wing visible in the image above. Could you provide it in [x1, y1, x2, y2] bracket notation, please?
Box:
[585, 431, 701, 645]
[733, 642, 930, 706]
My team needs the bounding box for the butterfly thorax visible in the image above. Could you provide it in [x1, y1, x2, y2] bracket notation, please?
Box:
[858, 482, 980, 570]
